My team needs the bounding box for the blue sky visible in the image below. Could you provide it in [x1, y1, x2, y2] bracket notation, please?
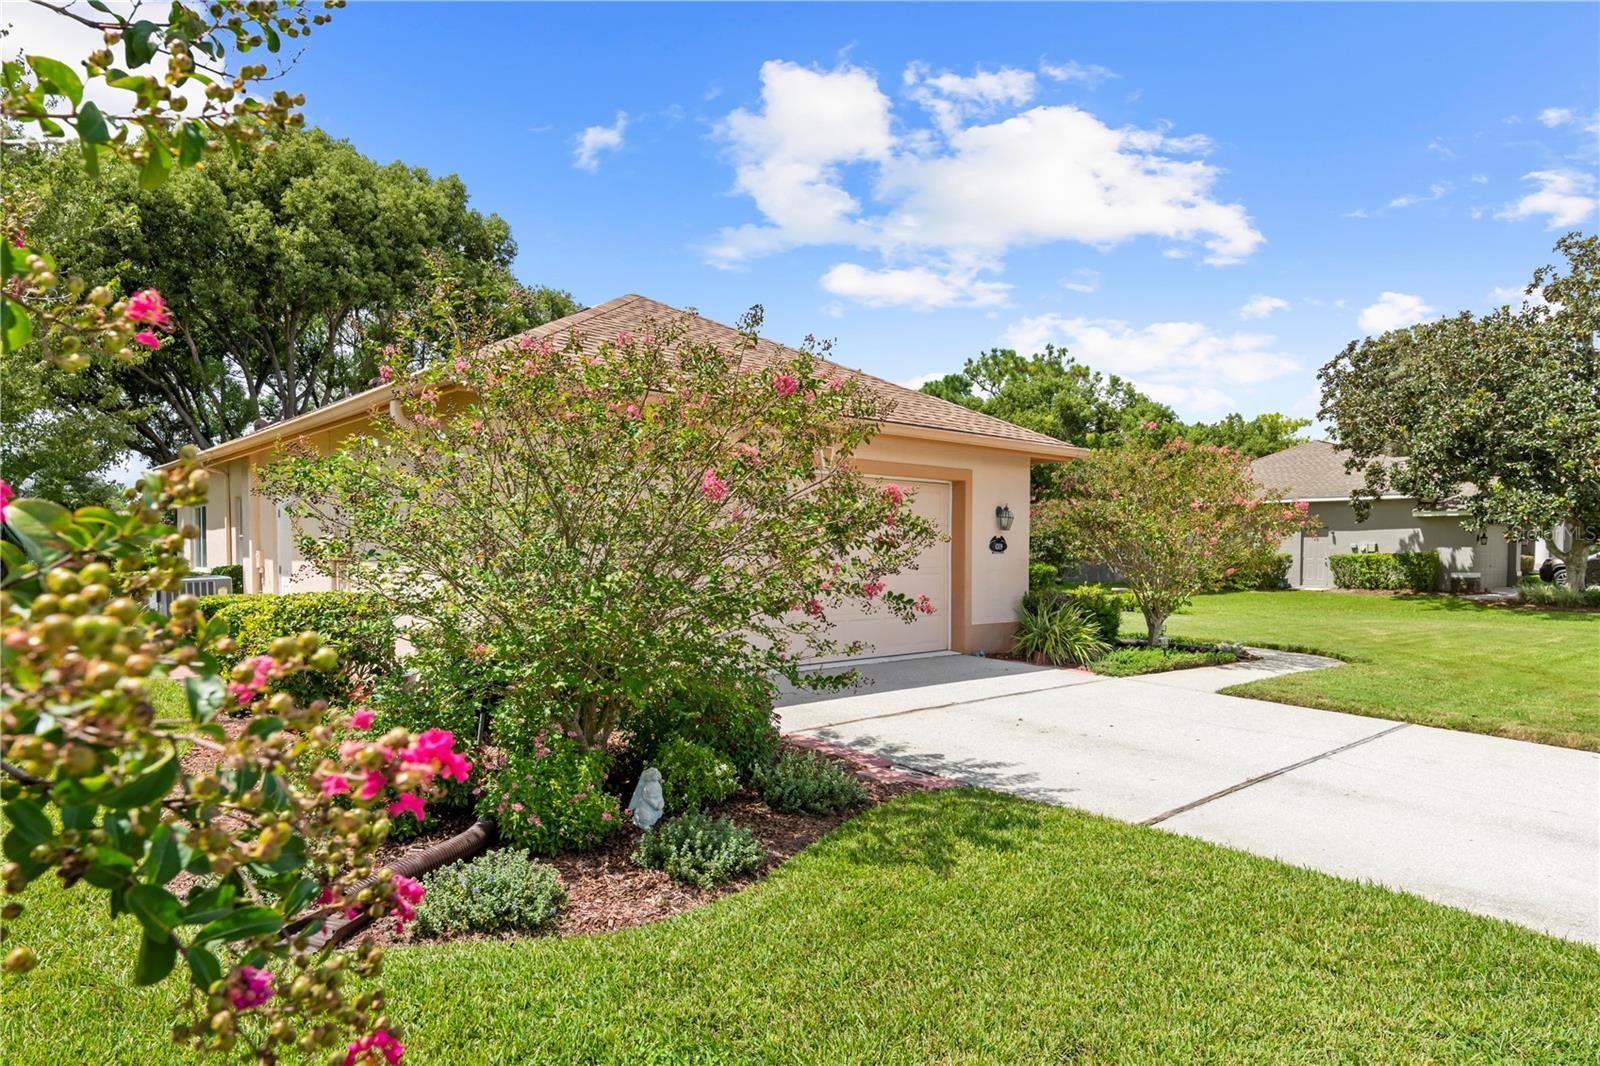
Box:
[49, 2, 1600, 425]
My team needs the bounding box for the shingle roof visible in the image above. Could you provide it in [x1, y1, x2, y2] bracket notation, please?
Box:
[1250, 440, 1407, 500]
[193, 294, 1082, 464]
[500, 295, 1082, 456]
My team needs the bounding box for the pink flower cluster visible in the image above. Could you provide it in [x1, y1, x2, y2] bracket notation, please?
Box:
[701, 467, 729, 502]
[913, 595, 936, 615]
[228, 655, 278, 706]
[863, 580, 885, 600]
[733, 442, 761, 465]
[325, 728, 472, 823]
[388, 874, 425, 929]
[125, 289, 170, 327]
[344, 1028, 405, 1066]
[228, 966, 274, 1011]
[0, 480, 12, 520]
[774, 373, 800, 398]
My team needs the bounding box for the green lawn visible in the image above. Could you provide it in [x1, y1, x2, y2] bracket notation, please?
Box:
[1127, 591, 1600, 750]
[3, 789, 1597, 1064]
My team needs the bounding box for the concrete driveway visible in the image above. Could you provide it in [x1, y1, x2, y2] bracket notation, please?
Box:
[777, 652, 1600, 946]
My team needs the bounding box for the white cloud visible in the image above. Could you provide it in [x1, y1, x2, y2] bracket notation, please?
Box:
[573, 112, 627, 172]
[1488, 284, 1550, 311]
[1358, 291, 1436, 334]
[709, 61, 1262, 289]
[998, 314, 1299, 414]
[1496, 169, 1598, 229]
[1538, 107, 1575, 127]
[819, 262, 1010, 309]
[1061, 268, 1100, 294]
[897, 370, 952, 390]
[1388, 180, 1452, 209]
[904, 62, 1036, 134]
[1239, 294, 1289, 319]
[1039, 60, 1118, 88]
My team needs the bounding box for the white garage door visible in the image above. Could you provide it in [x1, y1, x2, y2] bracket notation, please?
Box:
[815, 478, 951, 661]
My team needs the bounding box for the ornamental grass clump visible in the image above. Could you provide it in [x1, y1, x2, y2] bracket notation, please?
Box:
[631, 813, 764, 889]
[411, 849, 566, 938]
[752, 750, 868, 815]
[1011, 598, 1110, 666]
[653, 737, 739, 812]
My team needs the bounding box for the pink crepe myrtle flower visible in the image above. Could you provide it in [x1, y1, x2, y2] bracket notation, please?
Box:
[615, 329, 634, 345]
[518, 335, 536, 350]
[1142, 420, 1160, 430]
[350, 707, 375, 731]
[470, 419, 485, 432]
[454, 357, 471, 373]
[133, 330, 160, 349]
[1293, 499, 1311, 513]
[773, 373, 800, 398]
[228, 966, 274, 1011]
[359, 769, 388, 801]
[378, 365, 395, 383]
[344, 1028, 405, 1066]
[124, 289, 170, 327]
[881, 483, 904, 507]
[734, 442, 761, 465]
[0, 480, 12, 520]
[803, 598, 824, 617]
[389, 793, 426, 821]
[228, 655, 277, 706]
[320, 773, 351, 798]
[701, 467, 729, 502]
[913, 595, 936, 615]
[625, 403, 641, 419]
[863, 580, 886, 600]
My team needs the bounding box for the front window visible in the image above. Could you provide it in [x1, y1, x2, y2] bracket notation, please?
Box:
[192, 505, 208, 569]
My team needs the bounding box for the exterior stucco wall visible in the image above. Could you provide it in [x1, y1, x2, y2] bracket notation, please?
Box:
[1281, 499, 1512, 589]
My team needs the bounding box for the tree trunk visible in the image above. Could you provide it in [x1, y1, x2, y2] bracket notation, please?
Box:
[1567, 522, 1589, 593]
[1142, 606, 1168, 647]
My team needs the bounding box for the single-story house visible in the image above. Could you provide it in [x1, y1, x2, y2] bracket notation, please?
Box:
[180, 294, 1084, 658]
[1251, 440, 1516, 590]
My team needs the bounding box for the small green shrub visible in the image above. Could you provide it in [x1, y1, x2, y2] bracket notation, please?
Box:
[478, 739, 621, 855]
[205, 564, 244, 590]
[1212, 551, 1293, 591]
[631, 812, 764, 888]
[412, 848, 566, 938]
[1019, 585, 1124, 643]
[1328, 552, 1441, 592]
[1089, 646, 1239, 677]
[196, 592, 397, 703]
[1012, 598, 1110, 666]
[752, 749, 868, 815]
[653, 737, 739, 812]
[1517, 577, 1600, 609]
[1028, 562, 1059, 591]
[624, 675, 779, 780]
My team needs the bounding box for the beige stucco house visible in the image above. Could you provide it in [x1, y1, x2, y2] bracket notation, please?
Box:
[180, 295, 1083, 657]
[1252, 440, 1516, 590]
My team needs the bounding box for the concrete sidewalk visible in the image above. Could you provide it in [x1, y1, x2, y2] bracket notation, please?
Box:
[777, 652, 1600, 946]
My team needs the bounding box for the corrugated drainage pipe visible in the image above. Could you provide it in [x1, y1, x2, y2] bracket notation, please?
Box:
[306, 817, 497, 950]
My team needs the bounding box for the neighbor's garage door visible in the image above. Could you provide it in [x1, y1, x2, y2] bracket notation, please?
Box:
[816, 478, 951, 661]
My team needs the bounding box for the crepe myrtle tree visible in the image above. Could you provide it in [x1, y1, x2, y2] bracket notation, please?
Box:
[1, 455, 468, 1065]
[1320, 232, 1600, 590]
[260, 308, 942, 749]
[1035, 433, 1313, 645]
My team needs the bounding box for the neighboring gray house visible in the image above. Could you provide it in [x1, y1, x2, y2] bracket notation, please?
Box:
[1251, 441, 1516, 590]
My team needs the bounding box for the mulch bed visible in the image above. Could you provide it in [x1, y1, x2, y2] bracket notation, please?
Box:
[356, 739, 954, 946]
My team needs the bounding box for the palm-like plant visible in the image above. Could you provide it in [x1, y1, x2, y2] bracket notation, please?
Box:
[1012, 598, 1110, 666]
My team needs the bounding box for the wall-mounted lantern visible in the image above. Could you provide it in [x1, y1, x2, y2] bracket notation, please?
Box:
[995, 504, 1014, 531]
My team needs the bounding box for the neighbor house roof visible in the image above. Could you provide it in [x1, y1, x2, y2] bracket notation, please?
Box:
[1250, 440, 1409, 502]
[188, 294, 1085, 465]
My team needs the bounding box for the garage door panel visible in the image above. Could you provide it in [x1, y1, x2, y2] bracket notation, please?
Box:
[812, 478, 951, 661]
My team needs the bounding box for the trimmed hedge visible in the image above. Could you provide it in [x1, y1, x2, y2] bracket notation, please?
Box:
[1212, 551, 1293, 592]
[196, 592, 397, 703]
[1027, 563, 1059, 591]
[1328, 552, 1441, 592]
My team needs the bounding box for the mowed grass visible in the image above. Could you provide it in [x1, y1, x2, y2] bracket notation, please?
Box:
[3, 790, 1597, 1065]
[1127, 591, 1600, 750]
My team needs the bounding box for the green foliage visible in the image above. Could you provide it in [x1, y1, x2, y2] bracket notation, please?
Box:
[624, 675, 780, 780]
[1517, 577, 1600, 609]
[412, 849, 566, 938]
[652, 738, 739, 813]
[752, 750, 869, 815]
[1028, 562, 1059, 590]
[631, 812, 764, 889]
[197, 592, 396, 704]
[1089, 646, 1240, 677]
[477, 743, 620, 856]
[1023, 584, 1126, 641]
[1012, 598, 1110, 666]
[1178, 413, 1313, 459]
[205, 564, 244, 591]
[1327, 552, 1441, 592]
[1320, 233, 1600, 590]
[1036, 439, 1311, 644]
[0, 355, 128, 508]
[1212, 550, 1293, 591]
[263, 308, 941, 749]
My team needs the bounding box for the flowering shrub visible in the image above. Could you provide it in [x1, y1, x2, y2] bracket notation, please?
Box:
[752, 750, 868, 815]
[631, 813, 764, 889]
[476, 740, 620, 856]
[652, 738, 739, 813]
[1034, 436, 1314, 644]
[0, 454, 467, 1062]
[412, 848, 566, 938]
[197, 592, 397, 707]
[260, 305, 941, 751]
